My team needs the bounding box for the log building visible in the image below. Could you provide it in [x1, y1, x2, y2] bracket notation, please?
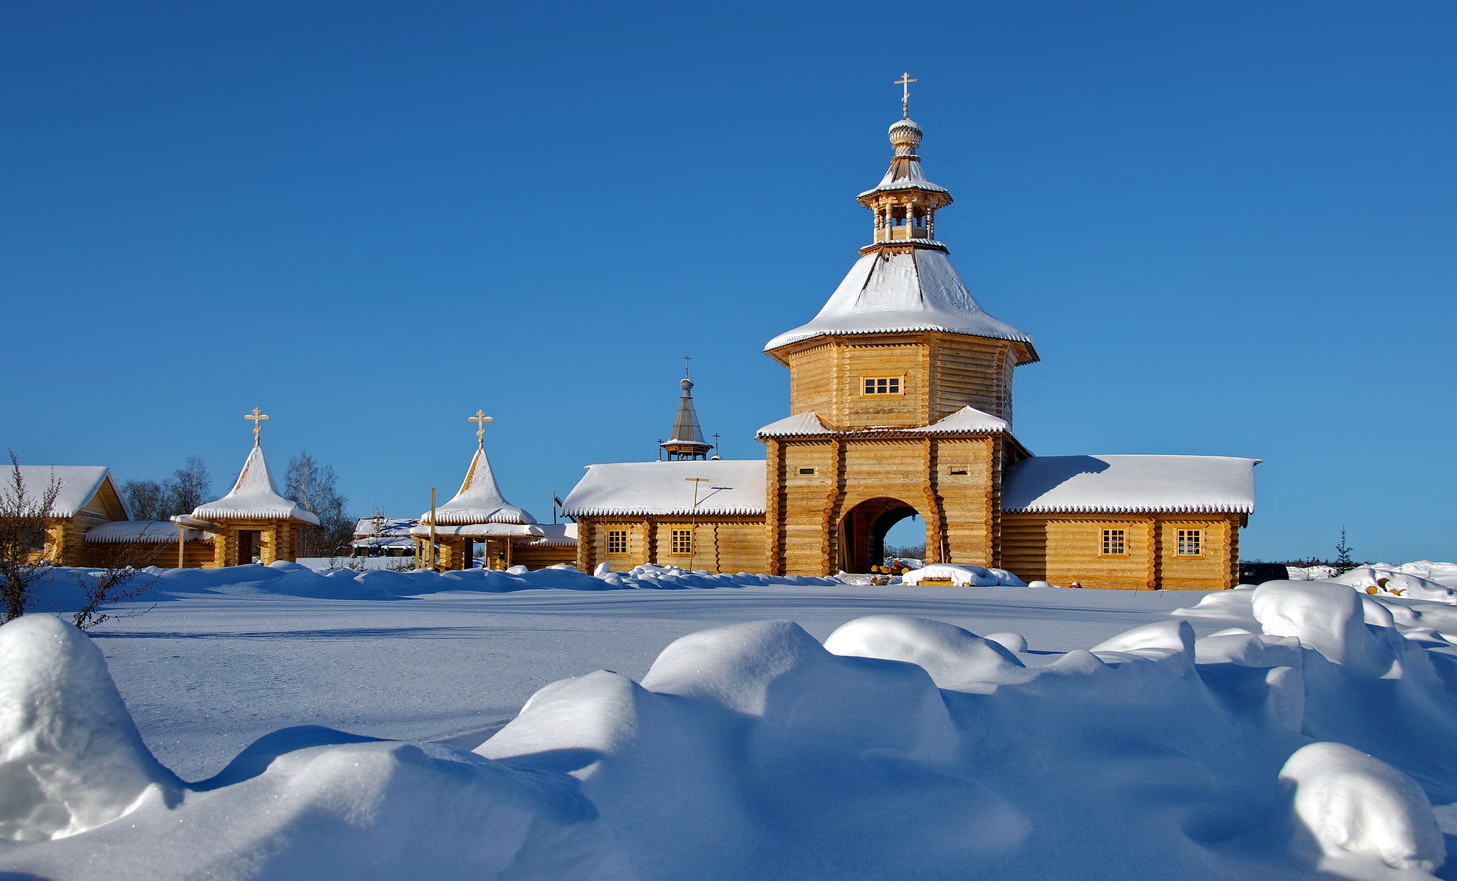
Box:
[411, 411, 575, 570]
[175, 411, 319, 567]
[566, 83, 1256, 589]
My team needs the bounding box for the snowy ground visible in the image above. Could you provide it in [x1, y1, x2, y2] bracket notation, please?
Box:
[3, 562, 1457, 879]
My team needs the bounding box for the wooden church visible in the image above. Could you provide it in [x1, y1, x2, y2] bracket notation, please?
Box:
[566, 80, 1256, 590]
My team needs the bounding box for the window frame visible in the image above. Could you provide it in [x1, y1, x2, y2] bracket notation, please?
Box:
[605, 528, 629, 556]
[669, 528, 693, 556]
[1101, 528, 1127, 556]
[1176, 529, 1202, 556]
[859, 375, 905, 397]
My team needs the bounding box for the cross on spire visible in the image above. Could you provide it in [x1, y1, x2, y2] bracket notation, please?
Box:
[244, 407, 269, 446]
[894, 72, 917, 119]
[468, 409, 493, 449]
[683, 354, 692, 378]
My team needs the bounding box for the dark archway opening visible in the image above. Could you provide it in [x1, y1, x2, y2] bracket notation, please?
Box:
[840, 497, 921, 573]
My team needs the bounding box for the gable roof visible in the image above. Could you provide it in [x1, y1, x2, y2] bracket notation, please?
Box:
[421, 447, 537, 525]
[562, 460, 766, 518]
[191, 445, 320, 523]
[1002, 455, 1259, 514]
[5, 466, 129, 519]
[764, 249, 1035, 357]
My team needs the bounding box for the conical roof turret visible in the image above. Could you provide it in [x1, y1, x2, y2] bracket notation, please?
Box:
[660, 372, 713, 461]
[422, 414, 537, 525]
[191, 442, 319, 523]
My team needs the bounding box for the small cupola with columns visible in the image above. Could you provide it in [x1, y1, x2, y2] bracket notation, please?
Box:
[856, 73, 953, 253]
[660, 359, 714, 461]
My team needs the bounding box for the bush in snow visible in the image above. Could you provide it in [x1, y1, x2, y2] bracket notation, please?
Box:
[0, 454, 62, 623]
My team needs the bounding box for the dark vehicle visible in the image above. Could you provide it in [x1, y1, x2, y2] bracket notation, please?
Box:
[1238, 563, 1290, 585]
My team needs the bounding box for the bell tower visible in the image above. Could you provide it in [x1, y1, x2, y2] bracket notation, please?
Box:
[759, 77, 1038, 575]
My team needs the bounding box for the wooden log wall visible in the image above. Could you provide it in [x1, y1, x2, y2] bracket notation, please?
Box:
[201, 518, 303, 568]
[86, 540, 215, 570]
[512, 543, 577, 570]
[576, 516, 765, 574]
[784, 334, 1023, 432]
[767, 434, 1001, 575]
[928, 335, 1019, 426]
[1001, 513, 1242, 590]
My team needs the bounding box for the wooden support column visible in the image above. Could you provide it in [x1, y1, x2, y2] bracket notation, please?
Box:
[820, 438, 845, 576]
[764, 439, 784, 576]
[920, 438, 946, 564]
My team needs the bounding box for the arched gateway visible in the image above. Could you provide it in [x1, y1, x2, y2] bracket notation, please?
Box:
[840, 497, 920, 573]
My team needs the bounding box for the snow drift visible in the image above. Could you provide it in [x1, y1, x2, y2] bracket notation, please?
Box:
[3, 577, 1457, 879]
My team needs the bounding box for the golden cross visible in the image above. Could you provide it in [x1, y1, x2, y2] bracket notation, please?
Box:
[469, 409, 493, 449]
[244, 407, 269, 446]
[894, 72, 917, 119]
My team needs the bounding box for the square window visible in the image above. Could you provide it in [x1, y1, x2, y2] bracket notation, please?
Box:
[670, 529, 692, 556]
[862, 376, 903, 395]
[1101, 529, 1126, 555]
[606, 529, 628, 555]
[1177, 530, 1202, 556]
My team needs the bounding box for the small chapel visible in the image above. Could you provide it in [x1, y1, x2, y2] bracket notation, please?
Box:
[564, 77, 1257, 590]
[172, 409, 319, 567]
[410, 411, 576, 571]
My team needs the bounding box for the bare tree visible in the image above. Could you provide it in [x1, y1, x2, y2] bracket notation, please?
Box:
[286, 451, 352, 558]
[121, 478, 169, 520]
[0, 452, 62, 624]
[168, 455, 212, 516]
[121, 456, 213, 521]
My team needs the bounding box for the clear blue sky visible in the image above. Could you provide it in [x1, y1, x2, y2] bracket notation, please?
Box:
[4, 1, 1453, 564]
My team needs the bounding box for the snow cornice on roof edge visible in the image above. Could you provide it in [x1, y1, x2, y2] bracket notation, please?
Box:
[757, 406, 1010, 439]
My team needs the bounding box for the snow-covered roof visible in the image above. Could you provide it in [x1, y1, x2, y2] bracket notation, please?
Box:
[857, 157, 949, 199]
[5, 466, 125, 519]
[351, 536, 414, 550]
[191, 446, 320, 524]
[519, 522, 578, 548]
[408, 523, 546, 538]
[1002, 455, 1259, 514]
[85, 521, 207, 543]
[756, 406, 1009, 439]
[562, 460, 766, 518]
[764, 249, 1036, 356]
[756, 412, 834, 438]
[421, 448, 537, 525]
[352, 517, 418, 538]
[922, 406, 1011, 434]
